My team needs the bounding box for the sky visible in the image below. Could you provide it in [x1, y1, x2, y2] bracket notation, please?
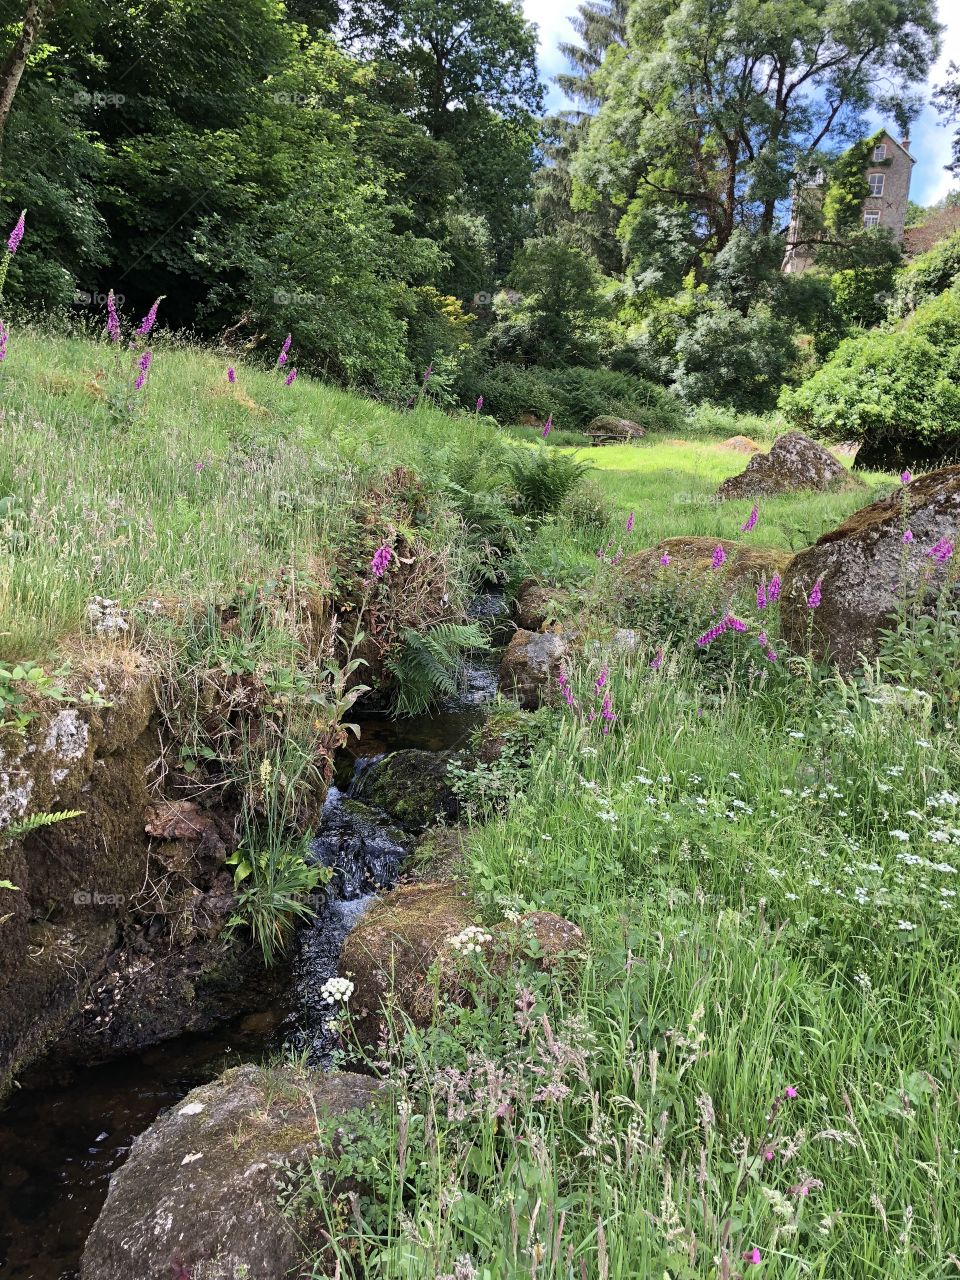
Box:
[522, 0, 960, 207]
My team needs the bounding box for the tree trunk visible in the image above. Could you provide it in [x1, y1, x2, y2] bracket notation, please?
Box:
[0, 0, 59, 177]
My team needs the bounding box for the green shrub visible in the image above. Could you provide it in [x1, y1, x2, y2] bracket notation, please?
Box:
[465, 362, 682, 433]
[504, 447, 592, 519]
[889, 229, 960, 319]
[779, 327, 960, 469]
[903, 285, 960, 349]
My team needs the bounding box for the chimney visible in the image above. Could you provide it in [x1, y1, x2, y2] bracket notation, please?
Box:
[901, 134, 911, 152]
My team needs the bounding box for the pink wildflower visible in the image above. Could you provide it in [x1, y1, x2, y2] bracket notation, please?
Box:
[6, 211, 25, 256]
[227, 366, 236, 384]
[768, 573, 782, 602]
[476, 395, 483, 412]
[741, 505, 759, 533]
[785, 1086, 798, 1099]
[765, 648, 778, 662]
[370, 544, 392, 578]
[807, 578, 822, 609]
[277, 334, 292, 368]
[542, 414, 553, 439]
[927, 537, 954, 564]
[660, 553, 671, 567]
[711, 544, 727, 570]
[0, 319, 7, 363]
[626, 510, 634, 533]
[650, 648, 664, 672]
[594, 666, 608, 696]
[135, 296, 163, 338]
[601, 691, 615, 732]
[902, 529, 913, 544]
[423, 363, 433, 384]
[134, 349, 152, 391]
[285, 367, 297, 386]
[106, 289, 121, 343]
[743, 1247, 762, 1265]
[757, 581, 768, 610]
[900, 470, 912, 485]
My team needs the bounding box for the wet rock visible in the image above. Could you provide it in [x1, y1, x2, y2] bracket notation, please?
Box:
[584, 416, 646, 444]
[717, 431, 861, 500]
[355, 749, 462, 831]
[780, 465, 960, 669]
[514, 581, 569, 632]
[81, 1063, 382, 1280]
[623, 537, 792, 598]
[340, 882, 587, 1050]
[144, 800, 229, 856]
[499, 628, 567, 709]
[408, 826, 468, 881]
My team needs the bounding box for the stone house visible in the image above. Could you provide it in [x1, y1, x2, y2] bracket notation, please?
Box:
[782, 130, 915, 273]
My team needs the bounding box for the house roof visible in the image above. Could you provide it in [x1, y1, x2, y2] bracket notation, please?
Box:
[876, 130, 916, 164]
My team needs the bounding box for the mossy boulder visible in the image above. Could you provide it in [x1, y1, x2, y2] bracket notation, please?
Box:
[584, 416, 646, 444]
[81, 1063, 382, 1280]
[355, 749, 462, 831]
[514, 581, 569, 632]
[340, 881, 586, 1050]
[717, 431, 861, 500]
[623, 537, 792, 598]
[780, 465, 960, 669]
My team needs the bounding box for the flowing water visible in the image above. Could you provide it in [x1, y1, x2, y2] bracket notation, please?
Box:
[0, 600, 505, 1278]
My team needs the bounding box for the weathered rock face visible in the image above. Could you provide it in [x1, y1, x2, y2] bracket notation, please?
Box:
[0, 658, 269, 1096]
[584, 416, 645, 445]
[717, 432, 860, 500]
[514, 581, 569, 632]
[623, 537, 792, 598]
[340, 880, 586, 1050]
[780, 466, 960, 669]
[356, 749, 462, 831]
[499, 628, 567, 709]
[81, 1063, 382, 1280]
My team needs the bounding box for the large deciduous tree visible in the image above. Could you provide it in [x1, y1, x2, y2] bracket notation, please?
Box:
[576, 0, 941, 287]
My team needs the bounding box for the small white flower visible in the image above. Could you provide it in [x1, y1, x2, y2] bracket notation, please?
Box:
[890, 830, 910, 842]
[449, 926, 492, 956]
[896, 920, 917, 932]
[320, 977, 355, 1005]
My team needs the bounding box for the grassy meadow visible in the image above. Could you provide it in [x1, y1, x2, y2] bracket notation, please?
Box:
[4, 328, 960, 1277]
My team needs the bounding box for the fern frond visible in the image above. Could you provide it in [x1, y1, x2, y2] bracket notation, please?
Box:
[5, 809, 84, 840]
[387, 623, 487, 717]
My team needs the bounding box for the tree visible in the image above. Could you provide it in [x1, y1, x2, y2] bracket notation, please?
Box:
[0, 0, 63, 171]
[576, 0, 941, 288]
[339, 0, 541, 140]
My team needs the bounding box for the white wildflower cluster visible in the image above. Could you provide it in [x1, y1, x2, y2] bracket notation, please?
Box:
[448, 926, 492, 956]
[85, 595, 129, 634]
[319, 976, 354, 1005]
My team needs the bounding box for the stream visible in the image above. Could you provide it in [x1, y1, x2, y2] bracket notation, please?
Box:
[0, 604, 504, 1279]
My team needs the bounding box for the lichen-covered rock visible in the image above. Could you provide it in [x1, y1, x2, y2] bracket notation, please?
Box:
[356, 749, 462, 830]
[499, 629, 567, 709]
[80, 1063, 382, 1280]
[584, 416, 646, 444]
[409, 826, 468, 881]
[340, 882, 586, 1049]
[717, 432, 860, 500]
[623, 538, 792, 598]
[514, 581, 568, 632]
[780, 466, 960, 669]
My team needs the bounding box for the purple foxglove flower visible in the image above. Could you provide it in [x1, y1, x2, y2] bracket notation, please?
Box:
[370, 544, 392, 578]
[135, 296, 163, 338]
[542, 414, 553, 439]
[740, 505, 759, 533]
[476, 395, 483, 412]
[900, 470, 912, 485]
[106, 290, 121, 343]
[711, 544, 727, 570]
[726, 613, 747, 632]
[765, 648, 778, 662]
[285, 367, 297, 386]
[650, 648, 664, 671]
[277, 334, 292, 367]
[768, 573, 782, 602]
[902, 529, 914, 544]
[0, 319, 7, 362]
[660, 553, 671, 567]
[134, 349, 152, 391]
[6, 211, 25, 256]
[594, 666, 608, 696]
[626, 511, 635, 533]
[757, 582, 768, 610]
[195, 460, 204, 473]
[927, 537, 954, 565]
[807, 578, 822, 609]
[601, 691, 615, 732]
[227, 366, 236, 384]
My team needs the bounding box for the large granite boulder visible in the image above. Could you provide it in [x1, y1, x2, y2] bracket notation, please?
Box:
[499, 628, 567, 709]
[780, 466, 960, 670]
[514, 580, 569, 632]
[623, 537, 792, 598]
[340, 881, 586, 1050]
[717, 431, 860, 500]
[81, 1063, 382, 1280]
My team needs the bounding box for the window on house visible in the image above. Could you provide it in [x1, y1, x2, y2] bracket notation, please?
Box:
[863, 212, 881, 227]
[873, 143, 887, 161]
[868, 173, 885, 197]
